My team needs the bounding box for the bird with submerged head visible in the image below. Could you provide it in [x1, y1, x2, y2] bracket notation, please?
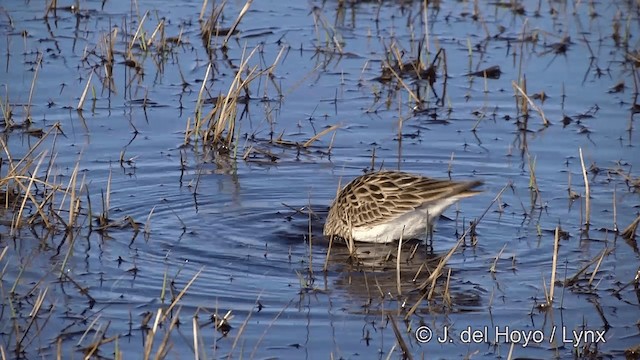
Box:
[323, 171, 483, 244]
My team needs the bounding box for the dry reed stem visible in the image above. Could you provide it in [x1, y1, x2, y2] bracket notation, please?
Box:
[194, 63, 212, 127]
[384, 61, 421, 104]
[308, 195, 313, 276]
[198, 0, 209, 21]
[8, 174, 54, 229]
[323, 234, 335, 273]
[144, 206, 156, 235]
[579, 148, 591, 226]
[76, 315, 102, 351]
[227, 304, 254, 357]
[159, 267, 203, 323]
[526, 152, 541, 208]
[387, 315, 412, 360]
[128, 10, 149, 56]
[146, 19, 165, 48]
[142, 309, 163, 357]
[512, 80, 549, 126]
[588, 247, 607, 286]
[45, 0, 57, 17]
[564, 247, 613, 286]
[0, 86, 13, 129]
[613, 185, 618, 232]
[621, 214, 640, 240]
[192, 316, 201, 360]
[489, 243, 508, 273]
[194, 46, 261, 148]
[302, 124, 340, 148]
[421, 0, 430, 53]
[62, 160, 81, 227]
[507, 341, 515, 360]
[77, 72, 93, 111]
[223, 0, 253, 48]
[443, 268, 452, 307]
[0, 124, 61, 176]
[310, 7, 343, 54]
[520, 76, 528, 117]
[26, 53, 43, 121]
[396, 228, 404, 296]
[548, 226, 560, 304]
[12, 151, 47, 234]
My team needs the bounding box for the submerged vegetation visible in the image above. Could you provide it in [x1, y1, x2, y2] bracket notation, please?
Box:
[1, 0, 639, 359]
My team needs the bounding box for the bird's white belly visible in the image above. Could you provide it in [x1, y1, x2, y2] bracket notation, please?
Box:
[350, 197, 461, 243]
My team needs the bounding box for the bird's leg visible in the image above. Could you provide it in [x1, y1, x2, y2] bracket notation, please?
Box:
[426, 224, 435, 253]
[424, 211, 434, 253]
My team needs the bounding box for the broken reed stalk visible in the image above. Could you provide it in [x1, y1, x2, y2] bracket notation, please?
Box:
[613, 185, 617, 232]
[579, 148, 591, 226]
[222, 0, 253, 48]
[26, 53, 43, 121]
[512, 80, 549, 126]
[548, 226, 560, 305]
[308, 194, 313, 276]
[99, 169, 112, 226]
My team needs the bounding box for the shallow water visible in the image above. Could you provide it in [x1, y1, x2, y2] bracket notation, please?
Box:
[1, 0, 639, 359]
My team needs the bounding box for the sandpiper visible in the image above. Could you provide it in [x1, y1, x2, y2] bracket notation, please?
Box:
[323, 171, 483, 243]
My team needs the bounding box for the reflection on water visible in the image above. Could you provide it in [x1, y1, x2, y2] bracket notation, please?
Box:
[330, 240, 483, 314]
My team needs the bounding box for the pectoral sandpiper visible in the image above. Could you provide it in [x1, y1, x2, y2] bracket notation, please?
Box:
[323, 171, 483, 243]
